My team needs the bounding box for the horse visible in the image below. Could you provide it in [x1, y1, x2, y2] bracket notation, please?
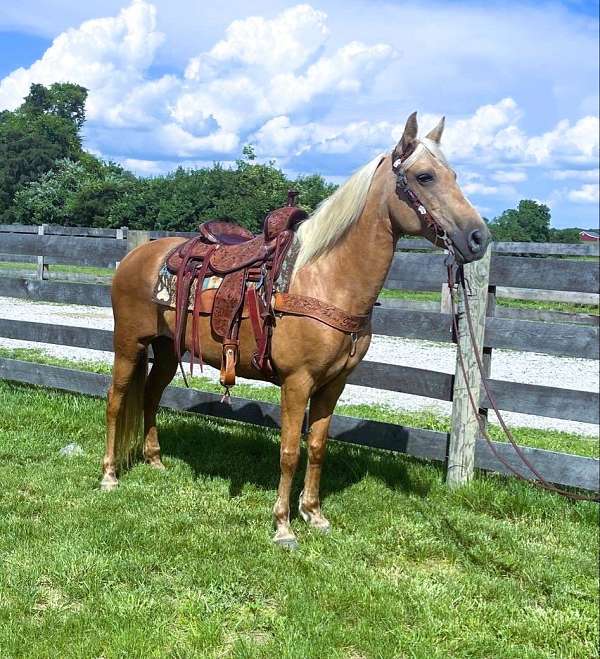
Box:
[101, 112, 490, 549]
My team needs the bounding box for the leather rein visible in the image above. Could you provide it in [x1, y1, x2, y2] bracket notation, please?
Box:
[394, 143, 598, 503]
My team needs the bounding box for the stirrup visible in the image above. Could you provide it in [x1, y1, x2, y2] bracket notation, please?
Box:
[220, 341, 238, 388]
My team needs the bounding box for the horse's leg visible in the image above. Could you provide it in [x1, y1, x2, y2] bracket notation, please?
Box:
[299, 375, 346, 533]
[273, 378, 311, 549]
[101, 339, 148, 491]
[143, 336, 178, 469]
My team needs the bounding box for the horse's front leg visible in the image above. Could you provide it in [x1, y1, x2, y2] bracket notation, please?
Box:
[272, 377, 311, 550]
[299, 374, 346, 533]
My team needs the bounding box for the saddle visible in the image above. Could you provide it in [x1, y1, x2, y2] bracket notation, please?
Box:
[166, 192, 307, 388]
[165, 191, 372, 391]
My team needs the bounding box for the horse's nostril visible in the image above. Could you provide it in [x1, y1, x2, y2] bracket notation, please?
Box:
[468, 229, 483, 252]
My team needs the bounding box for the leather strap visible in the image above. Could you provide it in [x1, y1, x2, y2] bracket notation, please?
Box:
[273, 292, 370, 333]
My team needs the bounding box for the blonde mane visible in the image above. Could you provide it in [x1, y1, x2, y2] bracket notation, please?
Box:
[293, 154, 385, 272]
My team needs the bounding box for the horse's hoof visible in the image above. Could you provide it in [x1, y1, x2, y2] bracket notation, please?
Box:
[100, 475, 119, 492]
[273, 536, 299, 551]
[299, 501, 331, 534]
[314, 520, 331, 534]
[147, 458, 166, 471]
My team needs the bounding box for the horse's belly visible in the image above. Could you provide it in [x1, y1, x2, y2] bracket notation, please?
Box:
[162, 310, 270, 382]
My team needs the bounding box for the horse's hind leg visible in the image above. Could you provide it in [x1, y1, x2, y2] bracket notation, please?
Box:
[299, 374, 346, 533]
[143, 336, 178, 469]
[101, 340, 148, 491]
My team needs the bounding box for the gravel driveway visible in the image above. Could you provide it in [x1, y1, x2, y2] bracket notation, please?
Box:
[0, 296, 597, 437]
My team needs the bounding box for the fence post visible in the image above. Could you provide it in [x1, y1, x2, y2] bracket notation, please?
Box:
[126, 230, 149, 255]
[115, 226, 128, 269]
[440, 283, 452, 314]
[479, 285, 496, 429]
[446, 247, 492, 488]
[37, 224, 49, 280]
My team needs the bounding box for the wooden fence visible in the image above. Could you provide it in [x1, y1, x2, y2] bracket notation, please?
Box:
[0, 224, 598, 492]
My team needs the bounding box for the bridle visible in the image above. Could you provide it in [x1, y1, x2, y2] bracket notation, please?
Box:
[392, 143, 598, 503]
[392, 140, 457, 274]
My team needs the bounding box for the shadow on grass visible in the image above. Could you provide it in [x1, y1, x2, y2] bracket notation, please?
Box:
[159, 413, 435, 504]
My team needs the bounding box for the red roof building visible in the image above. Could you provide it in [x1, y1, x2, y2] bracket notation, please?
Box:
[579, 231, 599, 242]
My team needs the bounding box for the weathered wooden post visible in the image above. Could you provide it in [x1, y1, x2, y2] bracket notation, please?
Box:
[115, 226, 128, 269]
[446, 246, 492, 487]
[37, 224, 49, 280]
[479, 284, 496, 429]
[126, 230, 149, 254]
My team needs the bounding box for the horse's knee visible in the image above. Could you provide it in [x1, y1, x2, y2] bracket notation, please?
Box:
[307, 440, 326, 465]
[280, 447, 300, 472]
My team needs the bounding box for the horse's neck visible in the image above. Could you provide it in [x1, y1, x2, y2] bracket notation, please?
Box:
[291, 177, 395, 316]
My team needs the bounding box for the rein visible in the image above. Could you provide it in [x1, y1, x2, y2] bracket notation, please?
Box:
[394, 144, 599, 503]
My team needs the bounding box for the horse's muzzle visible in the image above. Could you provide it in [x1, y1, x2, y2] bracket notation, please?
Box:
[451, 225, 491, 263]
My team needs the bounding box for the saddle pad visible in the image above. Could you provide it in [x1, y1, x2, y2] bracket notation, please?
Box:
[153, 264, 223, 311]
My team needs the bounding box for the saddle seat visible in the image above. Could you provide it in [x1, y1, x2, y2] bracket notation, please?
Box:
[199, 220, 253, 245]
[165, 194, 308, 389]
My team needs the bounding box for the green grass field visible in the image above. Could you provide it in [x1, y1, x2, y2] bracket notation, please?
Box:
[0, 377, 598, 658]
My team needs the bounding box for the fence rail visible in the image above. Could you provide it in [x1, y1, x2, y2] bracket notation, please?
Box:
[0, 224, 598, 492]
[0, 357, 597, 491]
[3, 225, 598, 256]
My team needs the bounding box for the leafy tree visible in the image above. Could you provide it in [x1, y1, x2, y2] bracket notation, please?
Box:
[13, 156, 137, 227]
[548, 227, 583, 243]
[488, 199, 551, 242]
[0, 82, 87, 221]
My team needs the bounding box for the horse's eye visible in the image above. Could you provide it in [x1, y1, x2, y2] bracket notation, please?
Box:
[416, 173, 434, 184]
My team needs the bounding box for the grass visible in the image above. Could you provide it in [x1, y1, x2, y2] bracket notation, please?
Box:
[0, 378, 598, 657]
[0, 347, 597, 460]
[379, 288, 599, 316]
[0, 261, 113, 278]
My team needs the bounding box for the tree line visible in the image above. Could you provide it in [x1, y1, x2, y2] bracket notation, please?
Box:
[0, 83, 586, 241]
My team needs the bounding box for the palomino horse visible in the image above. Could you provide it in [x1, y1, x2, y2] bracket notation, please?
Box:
[102, 112, 490, 548]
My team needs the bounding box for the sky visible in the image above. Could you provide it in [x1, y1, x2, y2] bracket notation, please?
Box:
[0, 0, 598, 228]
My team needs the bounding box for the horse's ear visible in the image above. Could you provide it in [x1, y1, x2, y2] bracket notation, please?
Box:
[393, 111, 418, 160]
[425, 116, 445, 143]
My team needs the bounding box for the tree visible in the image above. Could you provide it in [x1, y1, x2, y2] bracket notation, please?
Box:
[13, 156, 137, 227]
[0, 82, 88, 221]
[488, 199, 551, 242]
[548, 227, 583, 243]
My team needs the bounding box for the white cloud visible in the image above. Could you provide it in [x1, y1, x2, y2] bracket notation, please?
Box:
[0, 0, 164, 121]
[0, 2, 394, 162]
[492, 170, 527, 183]
[185, 5, 329, 81]
[568, 184, 600, 204]
[439, 99, 599, 168]
[462, 182, 516, 197]
[526, 116, 599, 165]
[550, 169, 599, 181]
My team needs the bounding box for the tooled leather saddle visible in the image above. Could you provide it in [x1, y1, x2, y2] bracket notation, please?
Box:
[165, 191, 370, 391]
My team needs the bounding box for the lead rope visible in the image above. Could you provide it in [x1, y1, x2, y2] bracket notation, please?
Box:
[449, 263, 599, 502]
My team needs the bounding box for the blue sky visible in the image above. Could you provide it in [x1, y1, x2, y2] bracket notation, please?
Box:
[0, 0, 598, 228]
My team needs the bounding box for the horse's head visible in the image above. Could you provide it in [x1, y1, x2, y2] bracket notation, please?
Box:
[386, 112, 490, 263]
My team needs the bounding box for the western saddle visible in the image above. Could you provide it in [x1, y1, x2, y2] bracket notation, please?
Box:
[166, 191, 370, 391]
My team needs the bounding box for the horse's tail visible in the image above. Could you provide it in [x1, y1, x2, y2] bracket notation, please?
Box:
[115, 349, 148, 471]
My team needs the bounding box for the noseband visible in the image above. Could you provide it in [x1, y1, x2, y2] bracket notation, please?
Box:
[392, 141, 456, 268]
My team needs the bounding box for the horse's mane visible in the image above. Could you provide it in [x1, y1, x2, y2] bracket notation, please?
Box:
[293, 153, 385, 272]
